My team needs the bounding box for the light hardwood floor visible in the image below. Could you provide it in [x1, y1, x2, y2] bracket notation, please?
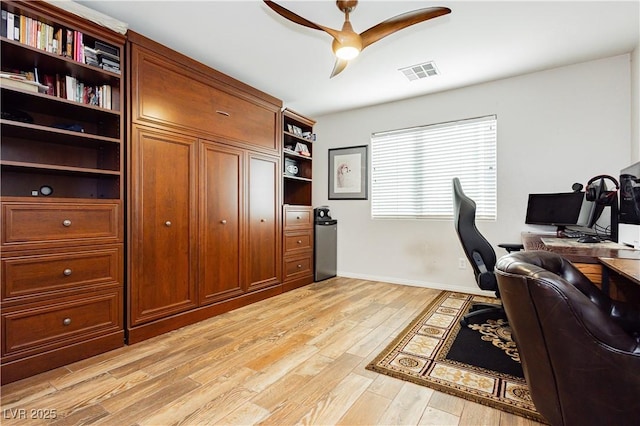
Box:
[1, 278, 545, 425]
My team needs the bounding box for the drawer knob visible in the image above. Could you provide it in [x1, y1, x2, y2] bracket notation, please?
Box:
[297, 264, 303, 269]
[221, 219, 227, 224]
[165, 221, 172, 227]
[296, 216, 301, 220]
[261, 219, 266, 222]
[63, 268, 72, 276]
[62, 219, 72, 227]
[63, 318, 71, 326]
[297, 240, 302, 244]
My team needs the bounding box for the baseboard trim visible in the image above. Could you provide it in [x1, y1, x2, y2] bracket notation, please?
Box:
[335, 271, 493, 297]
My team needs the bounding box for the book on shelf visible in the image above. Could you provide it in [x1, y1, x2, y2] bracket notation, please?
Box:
[6, 11, 14, 40]
[65, 75, 75, 101]
[1, 73, 48, 93]
[6, 11, 18, 41]
[42, 74, 55, 96]
[3, 7, 122, 72]
[94, 40, 119, 58]
[1, 76, 38, 93]
[61, 74, 112, 109]
[65, 28, 73, 58]
[1, 10, 6, 38]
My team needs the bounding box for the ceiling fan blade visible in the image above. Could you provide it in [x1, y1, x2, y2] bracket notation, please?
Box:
[330, 58, 349, 78]
[263, 0, 341, 40]
[360, 7, 451, 49]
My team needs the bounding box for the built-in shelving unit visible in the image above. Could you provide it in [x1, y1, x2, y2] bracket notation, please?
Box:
[281, 109, 315, 290]
[0, 0, 125, 384]
[282, 109, 315, 206]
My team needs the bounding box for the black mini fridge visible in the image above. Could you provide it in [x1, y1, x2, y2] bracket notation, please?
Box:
[314, 206, 337, 281]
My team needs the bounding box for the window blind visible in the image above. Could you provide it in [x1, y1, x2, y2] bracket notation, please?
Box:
[371, 115, 497, 220]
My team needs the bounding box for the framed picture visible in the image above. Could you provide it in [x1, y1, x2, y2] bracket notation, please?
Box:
[328, 145, 368, 200]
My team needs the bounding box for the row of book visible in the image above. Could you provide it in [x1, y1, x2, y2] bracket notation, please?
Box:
[63, 76, 114, 110]
[1, 70, 114, 110]
[1, 9, 120, 74]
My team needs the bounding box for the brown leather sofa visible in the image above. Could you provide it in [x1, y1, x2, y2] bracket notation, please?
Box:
[495, 250, 640, 426]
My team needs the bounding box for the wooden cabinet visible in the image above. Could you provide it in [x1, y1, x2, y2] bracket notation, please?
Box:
[248, 154, 282, 291]
[129, 125, 198, 326]
[200, 141, 244, 304]
[283, 205, 314, 290]
[127, 31, 284, 343]
[0, 0, 125, 384]
[281, 109, 316, 290]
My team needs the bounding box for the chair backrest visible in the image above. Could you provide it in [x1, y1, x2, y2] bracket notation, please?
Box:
[452, 177, 497, 292]
[495, 251, 640, 426]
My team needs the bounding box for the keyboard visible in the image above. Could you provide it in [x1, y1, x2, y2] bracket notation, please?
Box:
[562, 230, 592, 239]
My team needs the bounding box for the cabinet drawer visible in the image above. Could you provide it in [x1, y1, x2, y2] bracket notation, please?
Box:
[2, 246, 122, 301]
[133, 47, 279, 151]
[284, 207, 313, 229]
[284, 230, 313, 254]
[284, 253, 313, 280]
[2, 202, 120, 246]
[2, 290, 122, 357]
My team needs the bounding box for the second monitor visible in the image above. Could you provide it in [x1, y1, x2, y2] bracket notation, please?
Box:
[525, 191, 595, 230]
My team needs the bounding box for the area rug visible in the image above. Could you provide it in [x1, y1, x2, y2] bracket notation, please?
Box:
[366, 291, 547, 423]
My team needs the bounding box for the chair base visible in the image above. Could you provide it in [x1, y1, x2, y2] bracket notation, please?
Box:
[460, 302, 506, 326]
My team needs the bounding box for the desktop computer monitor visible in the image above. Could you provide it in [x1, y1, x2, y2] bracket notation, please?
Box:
[620, 162, 640, 225]
[619, 161, 640, 247]
[525, 191, 587, 228]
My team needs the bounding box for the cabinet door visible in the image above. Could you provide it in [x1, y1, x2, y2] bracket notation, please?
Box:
[129, 126, 198, 326]
[199, 141, 244, 304]
[246, 154, 282, 291]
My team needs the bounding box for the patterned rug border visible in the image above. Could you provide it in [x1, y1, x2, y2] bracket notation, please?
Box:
[366, 291, 547, 423]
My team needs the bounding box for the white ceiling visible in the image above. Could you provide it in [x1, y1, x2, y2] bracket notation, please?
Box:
[74, 0, 639, 117]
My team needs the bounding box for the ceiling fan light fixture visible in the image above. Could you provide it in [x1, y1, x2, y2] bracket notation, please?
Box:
[334, 45, 360, 60]
[263, 0, 452, 77]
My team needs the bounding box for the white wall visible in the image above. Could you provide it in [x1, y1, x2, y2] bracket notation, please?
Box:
[312, 54, 632, 294]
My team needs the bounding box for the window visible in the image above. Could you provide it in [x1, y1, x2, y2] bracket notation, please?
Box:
[371, 115, 497, 220]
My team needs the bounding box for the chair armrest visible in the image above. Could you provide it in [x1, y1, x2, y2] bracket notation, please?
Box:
[610, 300, 640, 336]
[498, 243, 525, 253]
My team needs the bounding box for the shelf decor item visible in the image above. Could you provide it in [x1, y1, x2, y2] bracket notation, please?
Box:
[285, 158, 299, 176]
[328, 145, 368, 200]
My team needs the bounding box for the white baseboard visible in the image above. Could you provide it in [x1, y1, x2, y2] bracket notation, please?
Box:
[335, 270, 494, 297]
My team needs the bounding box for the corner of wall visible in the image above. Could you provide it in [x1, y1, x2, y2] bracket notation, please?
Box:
[631, 45, 640, 161]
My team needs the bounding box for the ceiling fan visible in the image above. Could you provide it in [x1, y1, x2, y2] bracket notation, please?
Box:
[263, 0, 451, 78]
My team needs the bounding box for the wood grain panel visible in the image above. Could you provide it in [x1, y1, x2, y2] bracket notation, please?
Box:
[246, 153, 281, 291]
[131, 45, 278, 151]
[129, 126, 198, 326]
[199, 141, 244, 304]
[2, 201, 120, 247]
[284, 230, 313, 254]
[2, 246, 121, 301]
[284, 206, 313, 229]
[2, 290, 121, 357]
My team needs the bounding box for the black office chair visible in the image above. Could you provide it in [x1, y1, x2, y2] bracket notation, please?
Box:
[452, 177, 523, 325]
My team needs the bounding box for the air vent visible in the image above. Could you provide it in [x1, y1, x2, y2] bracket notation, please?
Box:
[399, 61, 439, 81]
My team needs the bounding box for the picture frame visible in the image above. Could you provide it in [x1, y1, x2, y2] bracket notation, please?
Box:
[292, 125, 303, 136]
[328, 145, 368, 200]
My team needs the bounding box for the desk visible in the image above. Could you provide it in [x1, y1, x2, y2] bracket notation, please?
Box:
[522, 233, 640, 302]
[600, 258, 640, 302]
